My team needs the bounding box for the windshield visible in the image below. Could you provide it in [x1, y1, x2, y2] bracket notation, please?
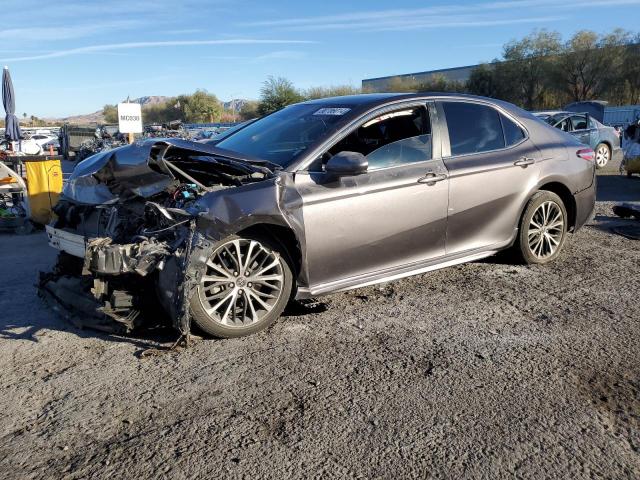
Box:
[214, 104, 351, 167]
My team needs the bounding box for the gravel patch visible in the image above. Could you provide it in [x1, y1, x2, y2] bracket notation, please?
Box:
[0, 165, 638, 479]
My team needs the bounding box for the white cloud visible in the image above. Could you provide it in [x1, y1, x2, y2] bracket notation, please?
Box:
[1, 39, 317, 62]
[0, 20, 143, 41]
[202, 50, 307, 63]
[253, 50, 306, 61]
[238, 0, 640, 31]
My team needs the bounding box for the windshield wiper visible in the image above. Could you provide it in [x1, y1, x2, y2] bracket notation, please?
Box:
[212, 149, 282, 173]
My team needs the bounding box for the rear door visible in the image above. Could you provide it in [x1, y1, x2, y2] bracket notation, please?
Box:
[569, 114, 595, 148]
[294, 102, 450, 290]
[437, 100, 541, 254]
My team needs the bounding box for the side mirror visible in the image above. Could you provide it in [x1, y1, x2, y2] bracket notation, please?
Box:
[325, 151, 368, 176]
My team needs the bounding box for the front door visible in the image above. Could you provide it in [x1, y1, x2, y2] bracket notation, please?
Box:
[294, 103, 449, 290]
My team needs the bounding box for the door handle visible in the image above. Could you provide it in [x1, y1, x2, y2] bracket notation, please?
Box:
[417, 172, 448, 185]
[514, 157, 535, 168]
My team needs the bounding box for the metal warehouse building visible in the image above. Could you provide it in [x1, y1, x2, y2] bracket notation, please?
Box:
[362, 64, 479, 91]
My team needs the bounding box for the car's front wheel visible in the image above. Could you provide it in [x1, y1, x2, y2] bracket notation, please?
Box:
[190, 234, 293, 338]
[595, 143, 610, 169]
[515, 191, 568, 265]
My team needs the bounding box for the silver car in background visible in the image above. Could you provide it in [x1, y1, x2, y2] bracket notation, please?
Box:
[44, 93, 596, 338]
[534, 110, 621, 168]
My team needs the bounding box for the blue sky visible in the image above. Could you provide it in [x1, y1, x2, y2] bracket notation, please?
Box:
[3, 0, 639, 117]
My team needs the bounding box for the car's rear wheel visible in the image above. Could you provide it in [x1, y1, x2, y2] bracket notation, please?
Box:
[595, 143, 610, 169]
[190, 234, 293, 338]
[515, 191, 568, 265]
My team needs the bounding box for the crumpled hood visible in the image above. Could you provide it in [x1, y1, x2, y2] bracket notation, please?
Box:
[63, 138, 272, 205]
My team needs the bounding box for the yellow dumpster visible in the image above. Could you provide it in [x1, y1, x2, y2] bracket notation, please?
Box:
[25, 158, 63, 225]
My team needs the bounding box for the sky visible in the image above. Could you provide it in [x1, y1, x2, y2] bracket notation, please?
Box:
[2, 0, 639, 118]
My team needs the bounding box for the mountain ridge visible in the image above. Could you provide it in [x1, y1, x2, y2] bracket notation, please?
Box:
[46, 96, 248, 124]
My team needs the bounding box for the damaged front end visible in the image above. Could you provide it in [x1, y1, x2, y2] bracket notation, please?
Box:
[39, 138, 277, 335]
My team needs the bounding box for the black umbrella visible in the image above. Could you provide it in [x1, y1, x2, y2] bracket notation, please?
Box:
[3, 66, 22, 142]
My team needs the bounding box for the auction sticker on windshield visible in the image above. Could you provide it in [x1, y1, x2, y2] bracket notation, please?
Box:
[313, 108, 351, 116]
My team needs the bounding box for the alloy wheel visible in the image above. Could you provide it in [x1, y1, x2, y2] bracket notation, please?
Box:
[527, 201, 564, 259]
[595, 145, 610, 167]
[197, 238, 285, 327]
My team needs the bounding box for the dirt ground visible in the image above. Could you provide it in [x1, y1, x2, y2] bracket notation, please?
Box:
[1, 158, 639, 479]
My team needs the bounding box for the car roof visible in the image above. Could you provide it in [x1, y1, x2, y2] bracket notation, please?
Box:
[298, 92, 510, 108]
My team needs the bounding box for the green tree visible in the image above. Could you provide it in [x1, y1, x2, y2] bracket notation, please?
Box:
[144, 99, 180, 124]
[102, 104, 118, 123]
[621, 38, 640, 104]
[258, 76, 303, 115]
[303, 85, 361, 99]
[498, 30, 562, 110]
[466, 63, 502, 98]
[177, 90, 223, 123]
[416, 74, 466, 93]
[239, 100, 260, 120]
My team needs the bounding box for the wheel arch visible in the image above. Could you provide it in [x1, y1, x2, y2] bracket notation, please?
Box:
[597, 139, 612, 152]
[235, 222, 304, 288]
[536, 181, 577, 231]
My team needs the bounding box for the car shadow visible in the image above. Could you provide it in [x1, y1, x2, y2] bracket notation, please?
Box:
[0, 305, 180, 351]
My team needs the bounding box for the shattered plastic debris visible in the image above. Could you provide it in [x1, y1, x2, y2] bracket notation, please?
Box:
[613, 202, 640, 221]
[39, 138, 280, 336]
[611, 202, 640, 240]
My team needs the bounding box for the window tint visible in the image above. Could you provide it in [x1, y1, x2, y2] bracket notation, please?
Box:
[442, 102, 505, 155]
[501, 114, 525, 146]
[570, 115, 587, 131]
[325, 106, 432, 170]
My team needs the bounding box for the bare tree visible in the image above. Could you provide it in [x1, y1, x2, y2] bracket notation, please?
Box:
[498, 30, 562, 110]
[557, 29, 629, 102]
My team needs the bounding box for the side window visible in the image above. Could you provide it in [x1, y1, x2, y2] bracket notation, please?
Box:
[442, 102, 505, 156]
[555, 118, 571, 132]
[570, 115, 587, 131]
[500, 114, 525, 146]
[326, 106, 431, 170]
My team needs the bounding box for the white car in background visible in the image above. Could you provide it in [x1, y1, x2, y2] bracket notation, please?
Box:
[30, 133, 57, 147]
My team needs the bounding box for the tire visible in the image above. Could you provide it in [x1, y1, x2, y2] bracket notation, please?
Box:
[628, 172, 633, 178]
[594, 143, 610, 169]
[514, 191, 568, 265]
[189, 234, 293, 338]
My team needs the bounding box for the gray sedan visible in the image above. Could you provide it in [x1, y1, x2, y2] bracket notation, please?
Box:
[44, 93, 596, 338]
[535, 110, 621, 168]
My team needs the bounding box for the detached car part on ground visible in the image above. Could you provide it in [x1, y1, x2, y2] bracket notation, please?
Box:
[534, 111, 621, 169]
[42, 93, 596, 338]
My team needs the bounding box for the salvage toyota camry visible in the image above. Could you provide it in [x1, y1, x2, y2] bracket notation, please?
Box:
[42, 93, 596, 338]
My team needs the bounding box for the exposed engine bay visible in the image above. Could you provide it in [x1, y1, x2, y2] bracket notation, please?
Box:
[39, 139, 278, 335]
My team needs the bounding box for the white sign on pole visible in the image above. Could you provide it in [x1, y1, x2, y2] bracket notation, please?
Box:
[117, 103, 143, 133]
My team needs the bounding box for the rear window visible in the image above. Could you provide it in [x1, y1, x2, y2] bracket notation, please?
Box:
[501, 114, 525, 146]
[442, 102, 505, 155]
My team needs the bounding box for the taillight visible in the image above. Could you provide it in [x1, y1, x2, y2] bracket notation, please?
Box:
[576, 148, 595, 162]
